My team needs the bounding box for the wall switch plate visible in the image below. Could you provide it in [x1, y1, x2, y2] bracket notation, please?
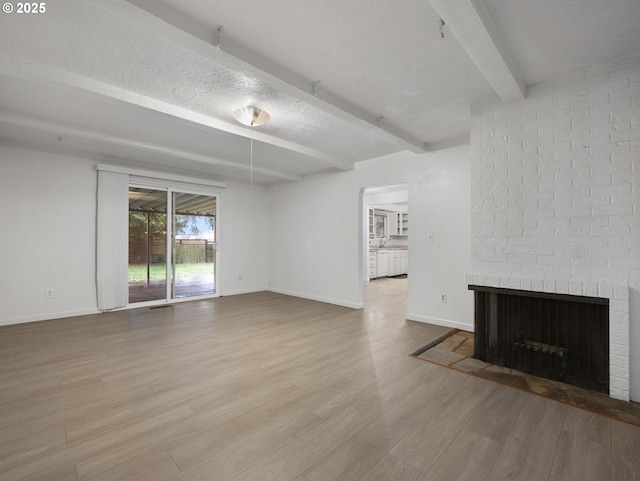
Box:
[45, 288, 55, 299]
[427, 233, 434, 242]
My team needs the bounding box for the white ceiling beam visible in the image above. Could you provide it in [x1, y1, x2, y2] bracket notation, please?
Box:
[430, 0, 526, 103]
[0, 111, 304, 182]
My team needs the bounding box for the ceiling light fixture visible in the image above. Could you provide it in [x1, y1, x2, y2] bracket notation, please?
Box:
[232, 106, 271, 198]
[232, 106, 271, 127]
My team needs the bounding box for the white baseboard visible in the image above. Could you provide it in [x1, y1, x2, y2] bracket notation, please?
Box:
[0, 308, 101, 327]
[221, 287, 268, 296]
[406, 313, 473, 331]
[268, 288, 364, 310]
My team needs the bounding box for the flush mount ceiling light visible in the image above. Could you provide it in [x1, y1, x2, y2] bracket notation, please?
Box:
[232, 106, 270, 127]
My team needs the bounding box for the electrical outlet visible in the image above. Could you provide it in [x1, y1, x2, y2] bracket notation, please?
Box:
[45, 288, 55, 299]
[440, 293, 447, 303]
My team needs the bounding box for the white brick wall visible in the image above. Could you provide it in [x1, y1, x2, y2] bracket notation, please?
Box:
[469, 52, 640, 401]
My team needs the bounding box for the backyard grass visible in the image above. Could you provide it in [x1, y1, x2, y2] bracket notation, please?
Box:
[128, 263, 213, 282]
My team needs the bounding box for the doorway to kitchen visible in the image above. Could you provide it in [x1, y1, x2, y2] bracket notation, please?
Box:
[361, 183, 409, 304]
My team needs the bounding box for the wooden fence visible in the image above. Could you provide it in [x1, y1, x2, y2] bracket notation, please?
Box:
[130, 239, 214, 265]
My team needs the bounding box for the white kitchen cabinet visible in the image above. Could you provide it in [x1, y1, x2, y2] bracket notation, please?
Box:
[368, 250, 377, 280]
[389, 212, 408, 236]
[398, 213, 408, 235]
[368, 208, 375, 239]
[388, 213, 398, 236]
[376, 249, 408, 277]
[395, 251, 407, 275]
[384, 249, 408, 276]
[376, 251, 390, 277]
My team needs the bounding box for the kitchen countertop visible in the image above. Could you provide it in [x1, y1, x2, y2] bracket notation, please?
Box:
[369, 246, 408, 251]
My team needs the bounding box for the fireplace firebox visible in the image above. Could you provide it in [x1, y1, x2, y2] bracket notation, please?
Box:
[468, 285, 609, 394]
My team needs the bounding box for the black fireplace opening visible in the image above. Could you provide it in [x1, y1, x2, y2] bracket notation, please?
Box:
[469, 285, 609, 394]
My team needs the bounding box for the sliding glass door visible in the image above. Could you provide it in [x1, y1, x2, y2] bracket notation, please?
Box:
[128, 188, 168, 303]
[128, 187, 217, 304]
[172, 192, 216, 299]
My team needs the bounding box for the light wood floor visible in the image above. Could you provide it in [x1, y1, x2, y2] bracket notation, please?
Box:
[1, 278, 638, 481]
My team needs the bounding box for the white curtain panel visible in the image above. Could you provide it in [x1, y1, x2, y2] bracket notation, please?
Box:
[96, 170, 129, 310]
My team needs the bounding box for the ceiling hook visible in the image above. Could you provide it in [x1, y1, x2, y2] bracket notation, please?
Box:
[215, 26, 224, 49]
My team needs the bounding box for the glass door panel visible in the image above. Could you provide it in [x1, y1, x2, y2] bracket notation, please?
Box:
[172, 192, 216, 298]
[128, 188, 167, 303]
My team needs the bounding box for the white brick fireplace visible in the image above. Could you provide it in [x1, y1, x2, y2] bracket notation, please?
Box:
[468, 53, 640, 401]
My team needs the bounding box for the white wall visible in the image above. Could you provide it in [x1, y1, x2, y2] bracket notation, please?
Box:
[0, 145, 99, 324]
[0, 144, 269, 325]
[469, 53, 640, 400]
[268, 144, 474, 330]
[406, 147, 473, 330]
[219, 182, 269, 296]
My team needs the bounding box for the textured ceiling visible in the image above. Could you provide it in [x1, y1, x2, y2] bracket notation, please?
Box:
[0, 0, 405, 162]
[130, 0, 495, 145]
[0, 0, 639, 184]
[483, 0, 640, 85]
